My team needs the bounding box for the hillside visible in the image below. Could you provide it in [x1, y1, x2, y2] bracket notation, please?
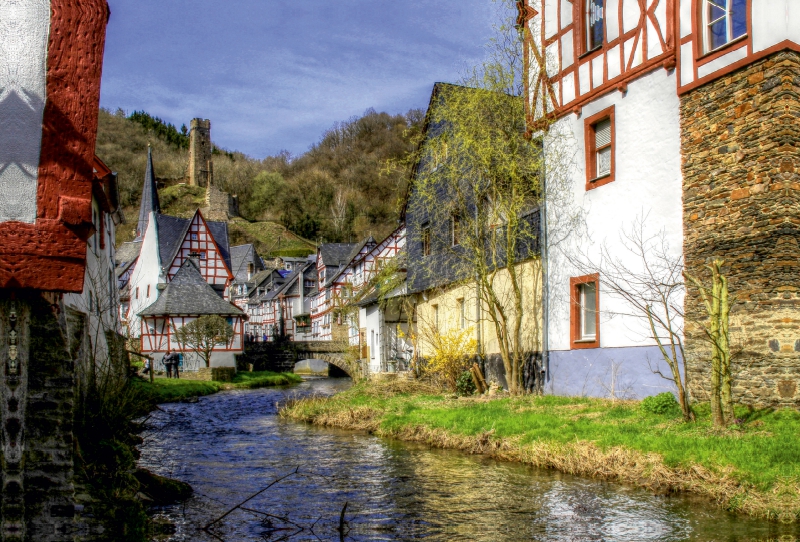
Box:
[97, 106, 423, 252]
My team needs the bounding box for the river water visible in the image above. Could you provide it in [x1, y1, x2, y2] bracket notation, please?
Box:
[140, 378, 795, 541]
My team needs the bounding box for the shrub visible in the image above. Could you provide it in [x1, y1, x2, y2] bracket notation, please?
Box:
[641, 392, 680, 416]
[421, 328, 477, 392]
[456, 370, 477, 396]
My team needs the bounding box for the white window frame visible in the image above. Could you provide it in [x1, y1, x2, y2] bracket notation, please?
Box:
[579, 282, 597, 341]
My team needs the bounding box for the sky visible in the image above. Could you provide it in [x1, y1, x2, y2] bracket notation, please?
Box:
[100, 0, 498, 159]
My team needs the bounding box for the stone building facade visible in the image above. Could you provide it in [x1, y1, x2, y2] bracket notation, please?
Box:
[188, 118, 212, 188]
[681, 51, 800, 407]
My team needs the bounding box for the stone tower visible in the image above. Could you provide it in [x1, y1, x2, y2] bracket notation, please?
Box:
[188, 118, 212, 187]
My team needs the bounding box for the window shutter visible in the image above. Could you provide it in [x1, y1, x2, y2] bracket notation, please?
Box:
[594, 119, 611, 148]
[594, 119, 612, 177]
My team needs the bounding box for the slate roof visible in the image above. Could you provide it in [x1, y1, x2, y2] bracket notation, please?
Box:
[323, 237, 376, 287]
[116, 241, 142, 266]
[230, 244, 264, 284]
[319, 243, 358, 267]
[135, 147, 160, 241]
[138, 259, 244, 317]
[156, 212, 232, 272]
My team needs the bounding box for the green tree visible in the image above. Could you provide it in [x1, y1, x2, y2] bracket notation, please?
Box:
[174, 315, 234, 368]
[246, 170, 286, 219]
[408, 0, 548, 395]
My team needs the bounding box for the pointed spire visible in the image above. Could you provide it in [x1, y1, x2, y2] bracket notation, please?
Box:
[136, 145, 161, 241]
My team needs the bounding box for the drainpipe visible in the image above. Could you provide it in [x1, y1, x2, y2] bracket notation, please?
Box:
[540, 148, 550, 388]
[475, 204, 483, 372]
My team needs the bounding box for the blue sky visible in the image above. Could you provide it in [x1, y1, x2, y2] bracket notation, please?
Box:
[100, 1, 497, 159]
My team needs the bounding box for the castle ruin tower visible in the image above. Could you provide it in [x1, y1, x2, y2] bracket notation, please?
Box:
[188, 118, 212, 187]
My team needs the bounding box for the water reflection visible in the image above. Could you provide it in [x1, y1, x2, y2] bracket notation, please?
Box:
[140, 379, 797, 541]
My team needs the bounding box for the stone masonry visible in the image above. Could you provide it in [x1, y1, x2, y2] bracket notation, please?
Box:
[0, 292, 98, 541]
[188, 118, 212, 188]
[681, 51, 800, 407]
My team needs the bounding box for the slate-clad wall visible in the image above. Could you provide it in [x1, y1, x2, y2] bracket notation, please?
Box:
[681, 51, 800, 407]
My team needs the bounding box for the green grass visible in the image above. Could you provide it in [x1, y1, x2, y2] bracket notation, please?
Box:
[227, 219, 315, 258]
[132, 370, 302, 404]
[287, 382, 800, 492]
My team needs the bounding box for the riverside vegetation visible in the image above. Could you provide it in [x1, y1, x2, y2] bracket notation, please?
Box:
[281, 380, 800, 524]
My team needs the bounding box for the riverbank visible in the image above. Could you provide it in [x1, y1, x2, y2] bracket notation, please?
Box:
[133, 370, 302, 403]
[281, 380, 800, 523]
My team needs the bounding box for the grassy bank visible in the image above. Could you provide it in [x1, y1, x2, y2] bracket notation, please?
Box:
[133, 371, 302, 403]
[281, 380, 800, 523]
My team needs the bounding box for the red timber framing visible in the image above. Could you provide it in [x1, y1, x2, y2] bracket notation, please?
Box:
[167, 211, 233, 287]
[0, 0, 110, 292]
[521, 0, 676, 126]
[139, 315, 245, 353]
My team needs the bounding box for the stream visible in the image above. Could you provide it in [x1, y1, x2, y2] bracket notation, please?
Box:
[140, 378, 796, 541]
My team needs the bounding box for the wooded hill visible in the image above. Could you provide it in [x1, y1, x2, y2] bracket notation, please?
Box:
[97, 107, 423, 252]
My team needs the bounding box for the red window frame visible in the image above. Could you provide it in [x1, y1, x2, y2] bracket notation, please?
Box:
[570, 273, 600, 349]
[584, 106, 615, 191]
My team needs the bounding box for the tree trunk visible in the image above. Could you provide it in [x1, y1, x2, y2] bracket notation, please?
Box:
[718, 270, 734, 423]
[709, 267, 724, 427]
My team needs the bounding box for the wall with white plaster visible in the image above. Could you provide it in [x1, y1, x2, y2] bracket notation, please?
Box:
[127, 212, 164, 337]
[0, 0, 50, 223]
[544, 68, 684, 353]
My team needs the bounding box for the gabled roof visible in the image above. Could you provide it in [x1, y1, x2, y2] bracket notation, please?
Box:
[230, 244, 264, 284]
[319, 243, 358, 267]
[323, 236, 377, 287]
[156, 211, 233, 273]
[136, 146, 160, 241]
[138, 259, 244, 317]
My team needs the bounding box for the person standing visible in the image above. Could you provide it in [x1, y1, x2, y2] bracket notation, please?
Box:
[162, 349, 174, 378]
[172, 352, 181, 379]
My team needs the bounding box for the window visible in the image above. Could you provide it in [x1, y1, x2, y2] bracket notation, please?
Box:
[458, 298, 465, 329]
[146, 284, 150, 297]
[433, 304, 439, 329]
[135, 287, 139, 300]
[199, 251, 206, 260]
[702, 0, 746, 53]
[248, 263, 254, 278]
[585, 0, 605, 52]
[451, 215, 461, 246]
[570, 274, 600, 349]
[191, 233, 198, 240]
[584, 107, 615, 190]
[421, 223, 431, 256]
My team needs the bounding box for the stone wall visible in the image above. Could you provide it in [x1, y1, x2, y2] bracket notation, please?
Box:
[202, 183, 238, 222]
[0, 292, 103, 540]
[681, 50, 800, 407]
[188, 118, 212, 187]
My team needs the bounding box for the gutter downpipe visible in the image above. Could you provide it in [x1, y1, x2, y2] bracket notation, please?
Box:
[540, 147, 550, 390]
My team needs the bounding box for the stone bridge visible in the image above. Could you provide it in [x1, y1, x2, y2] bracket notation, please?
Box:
[236, 340, 357, 377]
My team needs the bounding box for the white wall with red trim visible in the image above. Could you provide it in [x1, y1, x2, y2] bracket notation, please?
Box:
[544, 68, 684, 352]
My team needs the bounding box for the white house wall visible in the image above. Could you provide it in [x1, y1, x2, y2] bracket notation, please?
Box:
[544, 68, 683, 398]
[126, 211, 163, 337]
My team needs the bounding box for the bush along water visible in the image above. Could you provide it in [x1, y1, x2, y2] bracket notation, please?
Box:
[456, 370, 477, 396]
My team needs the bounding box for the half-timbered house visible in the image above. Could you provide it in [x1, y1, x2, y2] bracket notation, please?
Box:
[308, 242, 358, 340]
[524, 0, 800, 404]
[138, 258, 245, 369]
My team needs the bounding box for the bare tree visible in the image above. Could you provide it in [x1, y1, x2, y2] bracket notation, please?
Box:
[579, 216, 693, 420]
[686, 259, 734, 427]
[174, 315, 234, 368]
